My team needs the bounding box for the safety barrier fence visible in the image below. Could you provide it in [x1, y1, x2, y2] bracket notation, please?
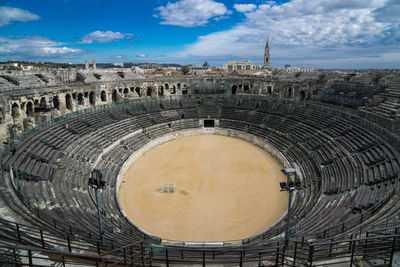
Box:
[0, 228, 398, 266]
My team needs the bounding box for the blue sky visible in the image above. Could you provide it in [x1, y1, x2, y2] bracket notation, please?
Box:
[0, 0, 399, 68]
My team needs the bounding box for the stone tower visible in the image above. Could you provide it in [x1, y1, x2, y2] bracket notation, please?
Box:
[92, 56, 96, 69]
[85, 55, 89, 70]
[264, 38, 271, 69]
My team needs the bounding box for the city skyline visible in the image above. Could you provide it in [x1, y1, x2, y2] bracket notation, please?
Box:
[0, 0, 399, 69]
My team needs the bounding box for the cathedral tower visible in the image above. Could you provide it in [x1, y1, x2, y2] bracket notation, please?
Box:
[85, 55, 89, 70]
[264, 38, 271, 69]
[92, 56, 96, 69]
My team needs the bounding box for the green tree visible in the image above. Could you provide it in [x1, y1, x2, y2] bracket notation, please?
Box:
[181, 65, 190, 75]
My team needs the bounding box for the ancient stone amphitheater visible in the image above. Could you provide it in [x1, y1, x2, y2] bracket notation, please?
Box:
[0, 68, 399, 266]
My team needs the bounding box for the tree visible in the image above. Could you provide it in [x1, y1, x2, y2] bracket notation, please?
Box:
[181, 65, 190, 75]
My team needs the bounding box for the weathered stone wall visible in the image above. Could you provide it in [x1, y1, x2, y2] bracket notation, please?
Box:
[0, 68, 398, 142]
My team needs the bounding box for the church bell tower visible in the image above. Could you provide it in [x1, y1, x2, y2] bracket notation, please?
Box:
[264, 38, 271, 69]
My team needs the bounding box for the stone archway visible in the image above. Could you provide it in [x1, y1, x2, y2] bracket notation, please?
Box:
[77, 93, 84, 105]
[11, 103, 20, 119]
[89, 91, 96, 105]
[135, 87, 141, 97]
[53, 96, 60, 110]
[26, 101, 34, 117]
[65, 94, 72, 110]
[158, 86, 164, 96]
[232, 85, 237, 95]
[101, 90, 107, 102]
[300, 90, 306, 101]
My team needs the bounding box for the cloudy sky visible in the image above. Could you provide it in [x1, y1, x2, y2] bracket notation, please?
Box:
[0, 0, 399, 68]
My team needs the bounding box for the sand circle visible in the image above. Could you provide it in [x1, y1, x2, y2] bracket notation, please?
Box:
[118, 134, 288, 242]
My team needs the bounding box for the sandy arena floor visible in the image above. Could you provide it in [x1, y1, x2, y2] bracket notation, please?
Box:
[118, 134, 288, 242]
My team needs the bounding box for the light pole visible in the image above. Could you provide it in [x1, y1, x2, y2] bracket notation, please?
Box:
[280, 167, 301, 247]
[89, 167, 106, 241]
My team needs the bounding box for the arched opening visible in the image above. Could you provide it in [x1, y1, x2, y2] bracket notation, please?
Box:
[112, 89, 118, 102]
[147, 87, 152, 96]
[78, 93, 84, 105]
[26, 101, 34, 117]
[40, 97, 47, 110]
[130, 87, 134, 93]
[182, 85, 188, 95]
[118, 88, 123, 94]
[135, 87, 141, 97]
[101, 91, 107, 102]
[300, 90, 306, 101]
[66, 94, 72, 110]
[165, 84, 169, 90]
[267, 86, 272, 94]
[232, 85, 237, 95]
[158, 86, 164, 96]
[287, 87, 292, 98]
[177, 83, 181, 90]
[89, 91, 95, 105]
[170, 85, 176, 95]
[11, 103, 20, 119]
[244, 84, 250, 92]
[53, 96, 60, 110]
[123, 88, 129, 96]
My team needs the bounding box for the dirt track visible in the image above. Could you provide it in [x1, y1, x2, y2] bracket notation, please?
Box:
[119, 134, 288, 242]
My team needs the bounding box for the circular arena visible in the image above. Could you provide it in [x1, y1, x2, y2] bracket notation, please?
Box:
[0, 77, 400, 265]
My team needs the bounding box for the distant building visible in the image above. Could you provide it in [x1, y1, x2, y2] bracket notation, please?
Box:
[285, 64, 315, 73]
[223, 60, 255, 72]
[113, 62, 124, 67]
[190, 65, 212, 75]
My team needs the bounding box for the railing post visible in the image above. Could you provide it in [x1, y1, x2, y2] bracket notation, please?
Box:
[67, 235, 71, 252]
[389, 228, 398, 266]
[166, 248, 169, 267]
[13, 248, 17, 264]
[348, 234, 353, 253]
[97, 241, 101, 255]
[149, 247, 153, 267]
[239, 251, 243, 267]
[364, 231, 369, 257]
[141, 242, 145, 266]
[123, 248, 127, 266]
[329, 238, 333, 257]
[40, 230, 45, 248]
[203, 251, 206, 267]
[293, 242, 297, 267]
[350, 239, 356, 266]
[307, 245, 313, 267]
[275, 242, 280, 266]
[16, 224, 21, 242]
[28, 249, 33, 267]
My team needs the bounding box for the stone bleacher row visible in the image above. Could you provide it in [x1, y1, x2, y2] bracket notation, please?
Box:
[1, 95, 399, 248]
[0, 72, 60, 92]
[321, 82, 380, 108]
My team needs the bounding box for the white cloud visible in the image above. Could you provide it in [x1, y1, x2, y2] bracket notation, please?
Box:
[80, 31, 133, 44]
[0, 6, 40, 27]
[0, 36, 82, 58]
[156, 0, 229, 27]
[234, 4, 257, 13]
[137, 54, 148, 58]
[177, 0, 400, 68]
